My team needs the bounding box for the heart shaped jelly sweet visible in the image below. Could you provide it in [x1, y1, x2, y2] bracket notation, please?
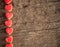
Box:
[5, 20, 12, 27]
[5, 36, 13, 43]
[6, 28, 13, 35]
[5, 12, 13, 20]
[5, 4, 13, 12]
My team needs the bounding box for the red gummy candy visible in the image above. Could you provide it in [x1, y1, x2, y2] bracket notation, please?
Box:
[5, 44, 13, 47]
[4, 0, 12, 4]
[6, 28, 13, 35]
[5, 4, 13, 12]
[5, 12, 13, 20]
[5, 36, 13, 43]
[5, 20, 12, 27]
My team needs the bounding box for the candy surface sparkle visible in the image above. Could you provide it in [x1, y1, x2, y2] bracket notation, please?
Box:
[5, 12, 13, 20]
[5, 4, 13, 12]
[6, 28, 13, 35]
[5, 36, 13, 43]
[5, 20, 12, 27]
[5, 44, 13, 47]
[4, 0, 12, 4]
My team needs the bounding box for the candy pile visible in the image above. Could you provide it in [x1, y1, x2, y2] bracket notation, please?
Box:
[4, 0, 13, 47]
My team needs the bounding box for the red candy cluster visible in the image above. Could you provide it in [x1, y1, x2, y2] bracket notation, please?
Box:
[4, 0, 13, 47]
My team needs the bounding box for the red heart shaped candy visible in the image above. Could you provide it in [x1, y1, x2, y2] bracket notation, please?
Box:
[5, 4, 13, 12]
[5, 12, 13, 20]
[6, 28, 13, 35]
[5, 36, 13, 43]
[5, 20, 12, 27]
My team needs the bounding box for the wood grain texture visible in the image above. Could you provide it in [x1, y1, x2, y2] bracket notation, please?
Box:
[0, 0, 60, 47]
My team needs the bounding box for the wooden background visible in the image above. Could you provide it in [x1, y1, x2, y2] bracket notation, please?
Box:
[0, 0, 60, 47]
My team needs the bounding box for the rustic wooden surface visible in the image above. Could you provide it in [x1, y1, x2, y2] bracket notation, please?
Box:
[0, 0, 60, 47]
